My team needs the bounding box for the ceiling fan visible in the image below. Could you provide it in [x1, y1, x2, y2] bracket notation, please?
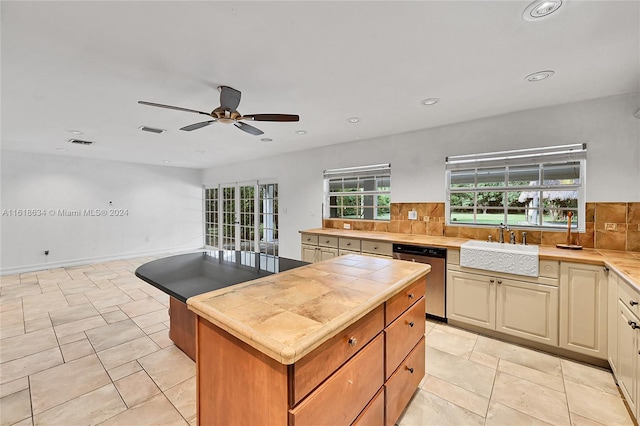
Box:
[138, 86, 299, 136]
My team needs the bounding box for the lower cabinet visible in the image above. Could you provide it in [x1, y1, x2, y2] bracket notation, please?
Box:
[447, 269, 559, 346]
[301, 233, 339, 263]
[559, 262, 608, 359]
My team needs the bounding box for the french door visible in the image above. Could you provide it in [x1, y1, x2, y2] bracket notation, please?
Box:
[205, 181, 278, 256]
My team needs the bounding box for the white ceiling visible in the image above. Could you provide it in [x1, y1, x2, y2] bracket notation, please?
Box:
[2, 1, 638, 169]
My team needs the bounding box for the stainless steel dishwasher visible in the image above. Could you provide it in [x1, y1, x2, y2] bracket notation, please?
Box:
[392, 244, 447, 321]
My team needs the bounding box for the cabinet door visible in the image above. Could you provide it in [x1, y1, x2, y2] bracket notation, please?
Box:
[617, 300, 637, 415]
[318, 247, 339, 261]
[608, 271, 619, 376]
[447, 270, 495, 330]
[496, 279, 558, 346]
[301, 244, 317, 263]
[559, 262, 608, 359]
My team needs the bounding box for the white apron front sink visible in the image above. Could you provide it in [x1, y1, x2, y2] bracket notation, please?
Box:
[460, 240, 539, 277]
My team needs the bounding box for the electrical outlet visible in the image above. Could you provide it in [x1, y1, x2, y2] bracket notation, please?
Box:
[408, 210, 418, 220]
[605, 223, 617, 231]
[424, 216, 430, 222]
[343, 223, 351, 229]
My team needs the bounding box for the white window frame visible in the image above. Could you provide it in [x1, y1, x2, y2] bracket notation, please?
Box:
[445, 144, 587, 231]
[323, 163, 391, 221]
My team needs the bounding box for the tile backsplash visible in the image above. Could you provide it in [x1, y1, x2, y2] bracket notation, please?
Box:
[323, 202, 640, 253]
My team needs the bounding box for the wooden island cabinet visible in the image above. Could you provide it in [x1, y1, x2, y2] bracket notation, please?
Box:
[187, 254, 429, 426]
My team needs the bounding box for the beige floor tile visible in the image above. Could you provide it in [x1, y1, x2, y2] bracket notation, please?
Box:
[99, 393, 188, 426]
[64, 293, 91, 306]
[149, 329, 174, 348]
[0, 376, 28, 398]
[485, 400, 554, 425]
[57, 331, 88, 345]
[98, 306, 120, 314]
[0, 299, 23, 312]
[164, 376, 196, 421]
[498, 359, 565, 392]
[24, 317, 52, 333]
[0, 283, 41, 300]
[426, 327, 477, 359]
[33, 384, 126, 426]
[469, 351, 500, 369]
[58, 280, 99, 296]
[425, 346, 496, 398]
[398, 389, 485, 426]
[101, 309, 129, 324]
[53, 315, 107, 338]
[565, 379, 633, 425]
[420, 374, 489, 417]
[114, 370, 161, 408]
[434, 323, 480, 340]
[107, 360, 143, 382]
[570, 412, 606, 426]
[92, 294, 134, 310]
[491, 371, 570, 425]
[474, 335, 562, 377]
[49, 304, 100, 326]
[0, 324, 25, 340]
[125, 288, 151, 301]
[0, 328, 58, 364]
[0, 347, 63, 385]
[0, 307, 24, 327]
[30, 354, 110, 414]
[8, 417, 32, 426]
[60, 338, 95, 362]
[97, 336, 160, 371]
[131, 309, 170, 329]
[119, 297, 166, 318]
[21, 293, 69, 321]
[561, 358, 618, 395]
[142, 323, 167, 335]
[85, 319, 146, 352]
[138, 346, 195, 391]
[0, 388, 31, 426]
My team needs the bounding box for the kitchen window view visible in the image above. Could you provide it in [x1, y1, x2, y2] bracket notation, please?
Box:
[446, 144, 586, 230]
[204, 182, 279, 255]
[323, 163, 391, 220]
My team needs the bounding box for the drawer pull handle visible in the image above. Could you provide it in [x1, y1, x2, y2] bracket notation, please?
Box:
[325, 240, 330, 243]
[408, 293, 414, 300]
[348, 337, 358, 347]
[346, 242, 351, 246]
[406, 367, 414, 374]
[631, 301, 638, 306]
[629, 320, 639, 330]
[374, 246, 378, 249]
[408, 321, 415, 328]
[497, 279, 503, 285]
[489, 278, 495, 284]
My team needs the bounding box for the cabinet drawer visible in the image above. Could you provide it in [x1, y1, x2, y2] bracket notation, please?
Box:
[289, 334, 384, 426]
[539, 260, 559, 279]
[319, 235, 338, 248]
[290, 305, 384, 405]
[385, 277, 426, 326]
[385, 298, 425, 379]
[353, 387, 384, 426]
[339, 237, 361, 251]
[618, 277, 640, 317]
[301, 233, 318, 245]
[361, 240, 392, 257]
[448, 249, 460, 265]
[385, 336, 425, 426]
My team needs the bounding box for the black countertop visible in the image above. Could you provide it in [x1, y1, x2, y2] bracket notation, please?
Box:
[135, 251, 308, 303]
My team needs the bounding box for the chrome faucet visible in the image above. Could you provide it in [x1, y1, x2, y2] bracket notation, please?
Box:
[510, 231, 516, 244]
[522, 232, 528, 245]
[498, 223, 509, 244]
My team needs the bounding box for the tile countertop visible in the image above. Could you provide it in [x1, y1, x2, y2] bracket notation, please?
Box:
[187, 254, 430, 365]
[300, 228, 640, 290]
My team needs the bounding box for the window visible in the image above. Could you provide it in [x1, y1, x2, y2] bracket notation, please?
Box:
[323, 164, 391, 220]
[446, 144, 586, 230]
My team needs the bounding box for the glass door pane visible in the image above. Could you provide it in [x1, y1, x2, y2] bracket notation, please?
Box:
[221, 185, 237, 250]
[239, 184, 256, 252]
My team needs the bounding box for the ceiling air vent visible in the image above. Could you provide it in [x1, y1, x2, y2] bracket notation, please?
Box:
[139, 126, 166, 134]
[68, 139, 95, 145]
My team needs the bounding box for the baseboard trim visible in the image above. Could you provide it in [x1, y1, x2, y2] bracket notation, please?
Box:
[1, 245, 204, 276]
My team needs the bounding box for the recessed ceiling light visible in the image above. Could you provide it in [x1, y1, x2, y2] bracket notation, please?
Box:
[523, 0, 563, 21]
[296, 130, 308, 135]
[346, 117, 360, 124]
[163, 160, 170, 164]
[260, 138, 273, 142]
[421, 98, 440, 106]
[67, 130, 83, 135]
[55, 147, 67, 151]
[195, 150, 206, 154]
[524, 70, 555, 82]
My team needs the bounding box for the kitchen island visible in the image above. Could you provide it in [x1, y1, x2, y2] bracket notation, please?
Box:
[187, 253, 430, 426]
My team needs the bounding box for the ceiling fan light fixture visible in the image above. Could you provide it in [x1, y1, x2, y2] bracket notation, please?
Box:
[421, 98, 440, 106]
[523, 0, 563, 21]
[346, 117, 360, 124]
[524, 70, 555, 82]
[67, 130, 83, 135]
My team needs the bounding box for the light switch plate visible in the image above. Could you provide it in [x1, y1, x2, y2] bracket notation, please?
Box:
[605, 223, 617, 231]
[343, 223, 351, 229]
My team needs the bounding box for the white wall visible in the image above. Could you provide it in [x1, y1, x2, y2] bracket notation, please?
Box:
[1, 151, 203, 273]
[202, 93, 640, 260]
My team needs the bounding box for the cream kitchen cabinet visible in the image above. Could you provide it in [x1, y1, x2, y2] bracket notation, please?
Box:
[608, 268, 619, 376]
[300, 233, 338, 263]
[559, 262, 608, 359]
[447, 268, 559, 346]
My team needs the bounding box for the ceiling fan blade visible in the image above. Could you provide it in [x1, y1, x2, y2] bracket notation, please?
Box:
[242, 114, 300, 122]
[234, 122, 264, 136]
[219, 86, 241, 111]
[138, 101, 211, 116]
[180, 120, 217, 131]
